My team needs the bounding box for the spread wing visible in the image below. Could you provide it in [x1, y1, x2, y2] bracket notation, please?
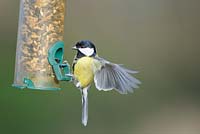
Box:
[93, 57, 141, 94]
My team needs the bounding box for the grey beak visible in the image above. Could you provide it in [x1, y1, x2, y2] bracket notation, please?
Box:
[72, 46, 77, 50]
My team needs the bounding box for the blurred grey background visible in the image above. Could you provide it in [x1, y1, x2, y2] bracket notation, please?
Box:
[0, 0, 200, 134]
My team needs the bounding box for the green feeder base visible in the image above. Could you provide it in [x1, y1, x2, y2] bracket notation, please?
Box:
[12, 78, 61, 90]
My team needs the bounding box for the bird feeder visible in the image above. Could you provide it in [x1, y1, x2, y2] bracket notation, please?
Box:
[13, 0, 71, 90]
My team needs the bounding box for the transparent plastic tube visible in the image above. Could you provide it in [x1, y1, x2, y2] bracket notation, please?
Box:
[13, 0, 66, 90]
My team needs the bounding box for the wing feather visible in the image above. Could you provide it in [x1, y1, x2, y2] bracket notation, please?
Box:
[93, 58, 141, 94]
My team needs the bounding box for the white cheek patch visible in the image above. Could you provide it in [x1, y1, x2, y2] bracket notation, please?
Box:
[79, 48, 94, 56]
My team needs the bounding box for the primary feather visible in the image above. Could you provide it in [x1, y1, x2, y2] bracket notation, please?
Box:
[93, 57, 141, 94]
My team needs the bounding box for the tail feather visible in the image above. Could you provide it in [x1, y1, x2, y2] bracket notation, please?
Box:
[81, 87, 89, 126]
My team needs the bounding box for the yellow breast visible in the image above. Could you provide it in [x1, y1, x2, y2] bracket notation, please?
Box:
[74, 57, 94, 88]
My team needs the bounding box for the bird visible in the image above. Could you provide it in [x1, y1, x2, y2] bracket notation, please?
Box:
[71, 40, 141, 126]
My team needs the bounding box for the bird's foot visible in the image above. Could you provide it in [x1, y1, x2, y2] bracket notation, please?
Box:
[65, 73, 74, 82]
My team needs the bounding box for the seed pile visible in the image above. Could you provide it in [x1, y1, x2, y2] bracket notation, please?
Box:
[18, 0, 65, 75]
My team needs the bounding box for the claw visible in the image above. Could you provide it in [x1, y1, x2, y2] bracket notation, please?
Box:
[65, 73, 73, 77]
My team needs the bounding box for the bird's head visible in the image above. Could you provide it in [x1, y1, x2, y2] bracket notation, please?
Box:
[72, 40, 97, 57]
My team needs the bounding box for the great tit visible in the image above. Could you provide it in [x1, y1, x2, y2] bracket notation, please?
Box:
[72, 40, 141, 126]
